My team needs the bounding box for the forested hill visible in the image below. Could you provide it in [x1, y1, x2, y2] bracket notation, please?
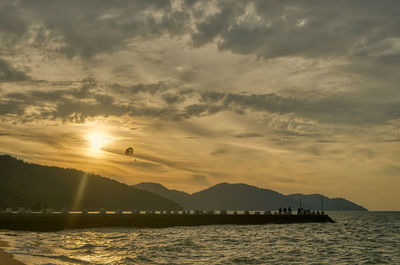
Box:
[0, 155, 181, 211]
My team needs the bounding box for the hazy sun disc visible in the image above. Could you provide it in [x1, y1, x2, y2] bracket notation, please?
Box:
[86, 131, 110, 154]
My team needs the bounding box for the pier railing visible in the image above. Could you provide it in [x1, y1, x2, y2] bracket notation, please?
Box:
[0, 208, 325, 216]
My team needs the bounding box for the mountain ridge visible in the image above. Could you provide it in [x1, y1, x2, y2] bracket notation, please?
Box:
[132, 182, 367, 211]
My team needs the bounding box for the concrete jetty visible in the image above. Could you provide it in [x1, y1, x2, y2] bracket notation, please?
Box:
[0, 210, 334, 231]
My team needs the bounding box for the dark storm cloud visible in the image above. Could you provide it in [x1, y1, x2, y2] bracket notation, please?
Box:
[0, 79, 126, 121]
[162, 93, 184, 105]
[0, 99, 26, 115]
[196, 92, 304, 117]
[0, 79, 188, 121]
[192, 0, 400, 60]
[16, 0, 189, 58]
[0, 2, 27, 42]
[191, 2, 239, 48]
[2, 79, 400, 124]
[184, 104, 210, 117]
[1, 0, 397, 62]
[194, 91, 400, 124]
[0, 58, 31, 82]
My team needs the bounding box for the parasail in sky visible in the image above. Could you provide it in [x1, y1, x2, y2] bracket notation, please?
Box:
[125, 147, 134, 156]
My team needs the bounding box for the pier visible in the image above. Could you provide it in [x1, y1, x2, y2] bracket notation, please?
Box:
[0, 210, 334, 231]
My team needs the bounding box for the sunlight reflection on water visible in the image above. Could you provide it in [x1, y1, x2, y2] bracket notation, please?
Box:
[2, 211, 400, 264]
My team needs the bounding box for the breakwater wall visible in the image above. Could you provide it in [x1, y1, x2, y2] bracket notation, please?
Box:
[0, 211, 334, 231]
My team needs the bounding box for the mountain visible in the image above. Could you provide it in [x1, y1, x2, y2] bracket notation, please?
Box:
[0, 155, 181, 211]
[133, 182, 308, 210]
[189, 183, 304, 210]
[287, 194, 367, 211]
[133, 182, 191, 207]
[133, 182, 368, 211]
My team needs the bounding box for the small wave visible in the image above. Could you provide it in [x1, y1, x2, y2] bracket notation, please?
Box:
[123, 255, 154, 263]
[19, 252, 93, 265]
[104, 245, 128, 251]
[51, 254, 93, 264]
[105, 234, 126, 240]
[4, 233, 18, 236]
[231, 257, 258, 263]
[64, 243, 96, 250]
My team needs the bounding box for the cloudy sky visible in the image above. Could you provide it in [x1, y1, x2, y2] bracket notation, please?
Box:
[1, 0, 399, 210]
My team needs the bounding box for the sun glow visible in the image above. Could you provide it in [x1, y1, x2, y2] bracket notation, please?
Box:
[86, 131, 111, 154]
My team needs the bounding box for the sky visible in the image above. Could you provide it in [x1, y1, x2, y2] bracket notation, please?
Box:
[0, 0, 399, 210]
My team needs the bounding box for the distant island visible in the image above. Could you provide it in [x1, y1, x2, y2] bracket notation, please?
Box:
[132, 182, 367, 211]
[0, 155, 367, 211]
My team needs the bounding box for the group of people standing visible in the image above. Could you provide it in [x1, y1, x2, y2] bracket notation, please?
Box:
[278, 207, 292, 214]
[297, 208, 323, 215]
[277, 207, 324, 215]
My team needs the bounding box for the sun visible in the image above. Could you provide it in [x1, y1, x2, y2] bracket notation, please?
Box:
[86, 131, 110, 154]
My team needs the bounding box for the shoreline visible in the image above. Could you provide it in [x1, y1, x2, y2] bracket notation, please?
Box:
[0, 237, 26, 265]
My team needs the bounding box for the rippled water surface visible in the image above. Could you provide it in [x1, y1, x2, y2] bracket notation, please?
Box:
[2, 212, 400, 264]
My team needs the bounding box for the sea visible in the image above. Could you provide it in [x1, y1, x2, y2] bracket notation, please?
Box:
[1, 211, 399, 264]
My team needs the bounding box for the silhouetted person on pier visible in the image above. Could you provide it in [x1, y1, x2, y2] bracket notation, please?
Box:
[297, 208, 304, 215]
[279, 208, 282, 214]
[288, 206, 292, 214]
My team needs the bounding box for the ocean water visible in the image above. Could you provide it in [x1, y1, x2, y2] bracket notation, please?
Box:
[1, 211, 399, 264]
